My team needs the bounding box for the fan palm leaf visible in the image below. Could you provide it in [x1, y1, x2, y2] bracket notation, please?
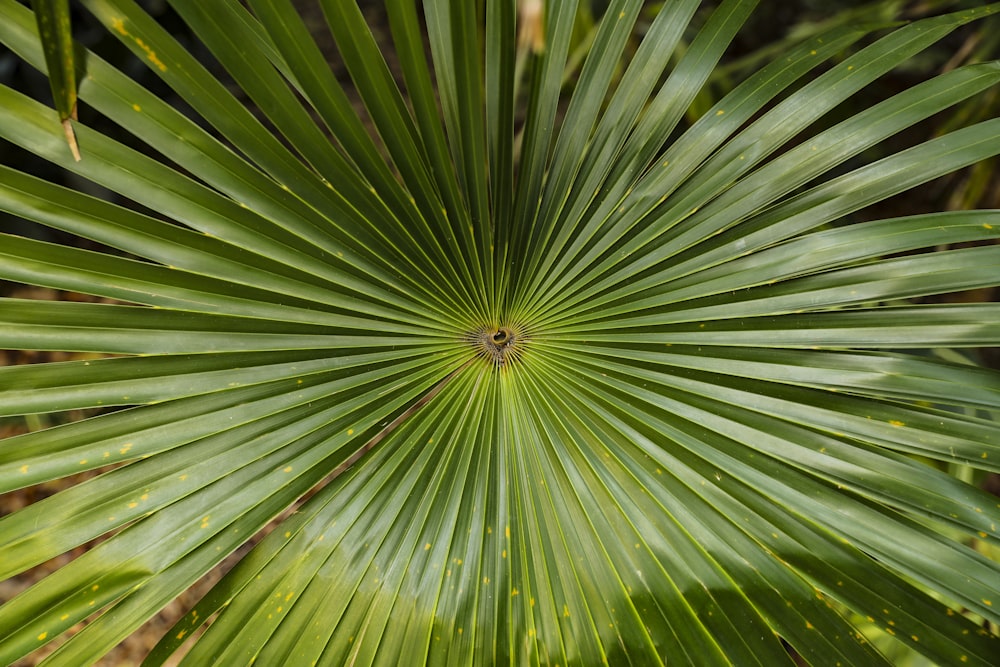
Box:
[1, 1, 999, 664]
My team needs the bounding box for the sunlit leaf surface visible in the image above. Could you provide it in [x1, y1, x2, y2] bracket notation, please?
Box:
[1, 1, 999, 665]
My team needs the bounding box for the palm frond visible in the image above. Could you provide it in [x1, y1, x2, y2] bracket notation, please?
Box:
[1, 1, 999, 665]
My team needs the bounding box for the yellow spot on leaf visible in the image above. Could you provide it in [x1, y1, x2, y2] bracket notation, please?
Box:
[512, 588, 519, 596]
[79, 459, 88, 465]
[110, 17, 127, 35]
[176, 630, 187, 640]
[424, 543, 431, 551]
[983, 599, 993, 606]
[283, 466, 293, 473]
[888, 420, 904, 427]
[134, 38, 167, 71]
[716, 110, 725, 116]
[119, 443, 133, 455]
[483, 577, 490, 584]
[128, 502, 138, 509]
[563, 605, 570, 617]
[347, 429, 354, 435]
[132, 103, 141, 112]
[19, 465, 28, 474]
[505, 525, 511, 538]
[529, 597, 535, 607]
[37, 632, 47, 641]
[983, 223, 992, 230]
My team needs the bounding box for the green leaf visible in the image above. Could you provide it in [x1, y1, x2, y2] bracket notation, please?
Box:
[1, 1, 999, 665]
[30, 0, 80, 160]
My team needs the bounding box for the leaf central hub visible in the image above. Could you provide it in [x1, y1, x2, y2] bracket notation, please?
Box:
[468, 324, 527, 367]
[491, 327, 513, 346]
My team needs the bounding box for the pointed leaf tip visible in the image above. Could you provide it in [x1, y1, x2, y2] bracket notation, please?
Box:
[32, 0, 81, 159]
